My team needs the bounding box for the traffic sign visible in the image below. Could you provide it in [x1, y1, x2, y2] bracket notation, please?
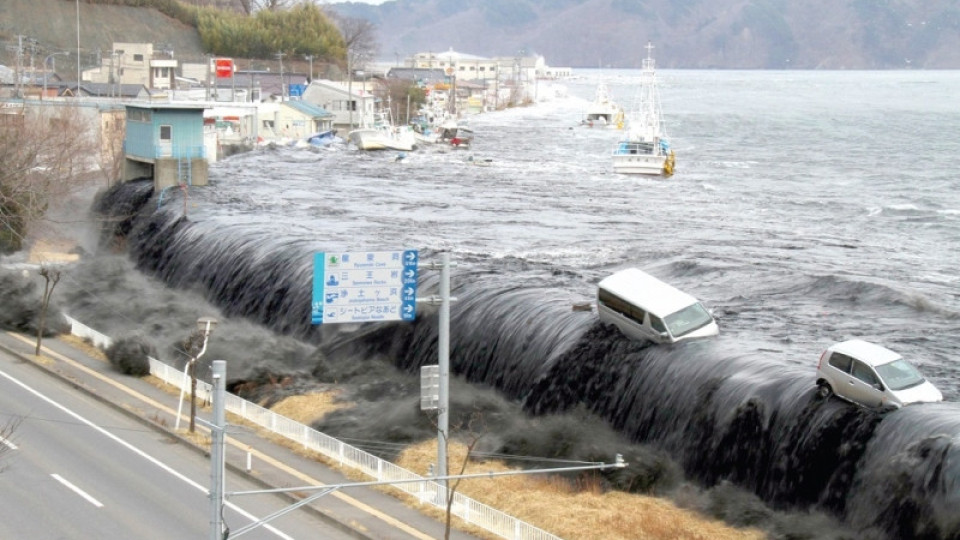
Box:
[311, 250, 418, 324]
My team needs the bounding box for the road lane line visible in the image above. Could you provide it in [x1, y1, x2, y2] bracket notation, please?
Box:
[10, 333, 435, 540]
[0, 366, 295, 540]
[51, 473, 104, 508]
[0, 435, 17, 450]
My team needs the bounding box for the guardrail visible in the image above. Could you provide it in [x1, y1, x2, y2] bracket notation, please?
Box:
[64, 315, 561, 540]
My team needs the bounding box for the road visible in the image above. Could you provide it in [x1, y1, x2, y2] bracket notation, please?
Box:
[0, 349, 355, 539]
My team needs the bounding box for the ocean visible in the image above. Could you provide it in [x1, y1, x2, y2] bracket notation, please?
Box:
[57, 69, 960, 538]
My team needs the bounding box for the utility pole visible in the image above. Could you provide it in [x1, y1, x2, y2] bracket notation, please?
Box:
[347, 50, 353, 129]
[14, 35, 25, 98]
[275, 51, 285, 101]
[205, 54, 211, 101]
[76, 0, 81, 87]
[209, 360, 226, 540]
[437, 251, 451, 490]
[304, 54, 314, 81]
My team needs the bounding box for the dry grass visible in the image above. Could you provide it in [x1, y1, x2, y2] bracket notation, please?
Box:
[60, 334, 109, 362]
[268, 391, 352, 424]
[101, 353, 764, 540]
[396, 441, 766, 540]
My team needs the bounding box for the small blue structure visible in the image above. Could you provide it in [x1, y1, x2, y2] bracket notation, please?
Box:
[123, 102, 211, 189]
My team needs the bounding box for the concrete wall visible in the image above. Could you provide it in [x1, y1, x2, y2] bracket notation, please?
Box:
[154, 157, 209, 189]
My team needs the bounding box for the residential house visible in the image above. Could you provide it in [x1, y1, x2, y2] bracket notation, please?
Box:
[270, 101, 334, 140]
[301, 79, 376, 133]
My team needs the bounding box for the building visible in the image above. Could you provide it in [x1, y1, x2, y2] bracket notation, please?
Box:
[301, 79, 377, 132]
[385, 67, 447, 86]
[269, 101, 334, 140]
[122, 102, 213, 189]
[410, 49, 501, 83]
[83, 43, 177, 90]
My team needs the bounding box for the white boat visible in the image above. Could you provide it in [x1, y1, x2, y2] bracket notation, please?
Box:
[583, 80, 623, 127]
[348, 111, 417, 151]
[612, 43, 675, 176]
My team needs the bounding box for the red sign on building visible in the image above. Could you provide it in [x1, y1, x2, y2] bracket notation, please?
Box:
[215, 58, 234, 78]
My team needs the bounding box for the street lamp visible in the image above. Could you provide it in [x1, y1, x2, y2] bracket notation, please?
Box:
[42, 52, 69, 99]
[175, 316, 218, 432]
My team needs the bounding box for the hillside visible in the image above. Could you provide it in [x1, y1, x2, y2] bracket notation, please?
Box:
[330, 0, 960, 69]
[0, 0, 206, 77]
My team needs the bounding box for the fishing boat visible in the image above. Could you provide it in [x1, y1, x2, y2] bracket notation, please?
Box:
[348, 110, 417, 152]
[583, 80, 623, 127]
[612, 43, 675, 176]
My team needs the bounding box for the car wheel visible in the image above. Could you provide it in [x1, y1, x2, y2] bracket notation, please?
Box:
[817, 383, 833, 399]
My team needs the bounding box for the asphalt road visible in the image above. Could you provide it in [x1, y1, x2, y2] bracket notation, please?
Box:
[0, 349, 356, 539]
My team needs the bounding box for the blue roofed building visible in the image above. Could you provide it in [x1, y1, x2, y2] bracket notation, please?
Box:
[270, 100, 334, 140]
[123, 102, 212, 189]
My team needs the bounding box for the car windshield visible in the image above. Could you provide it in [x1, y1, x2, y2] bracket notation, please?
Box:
[664, 303, 713, 338]
[875, 359, 926, 391]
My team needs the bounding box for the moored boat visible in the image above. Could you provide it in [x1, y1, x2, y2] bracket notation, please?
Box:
[612, 43, 675, 176]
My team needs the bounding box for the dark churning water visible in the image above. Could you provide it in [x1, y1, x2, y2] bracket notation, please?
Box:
[68, 69, 960, 538]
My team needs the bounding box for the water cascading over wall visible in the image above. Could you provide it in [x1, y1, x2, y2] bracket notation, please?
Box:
[98, 181, 960, 540]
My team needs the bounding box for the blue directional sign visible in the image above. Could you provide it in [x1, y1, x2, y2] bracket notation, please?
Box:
[312, 250, 418, 324]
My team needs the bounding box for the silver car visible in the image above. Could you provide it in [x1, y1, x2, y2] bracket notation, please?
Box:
[815, 339, 943, 409]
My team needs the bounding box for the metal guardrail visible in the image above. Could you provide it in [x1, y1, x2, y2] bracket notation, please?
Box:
[64, 315, 562, 540]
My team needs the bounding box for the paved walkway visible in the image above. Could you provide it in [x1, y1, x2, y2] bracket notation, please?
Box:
[0, 330, 484, 540]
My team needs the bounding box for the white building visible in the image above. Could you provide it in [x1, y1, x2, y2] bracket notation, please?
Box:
[301, 79, 377, 132]
[82, 42, 177, 90]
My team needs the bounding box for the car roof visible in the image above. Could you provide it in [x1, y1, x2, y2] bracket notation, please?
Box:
[598, 268, 702, 316]
[828, 339, 902, 366]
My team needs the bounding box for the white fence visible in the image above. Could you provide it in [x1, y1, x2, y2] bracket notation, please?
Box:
[65, 316, 561, 540]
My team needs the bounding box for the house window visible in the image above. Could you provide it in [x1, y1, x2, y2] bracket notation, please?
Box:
[159, 125, 172, 141]
[128, 109, 151, 122]
[133, 54, 144, 62]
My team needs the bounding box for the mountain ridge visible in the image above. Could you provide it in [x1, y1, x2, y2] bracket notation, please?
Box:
[330, 0, 960, 69]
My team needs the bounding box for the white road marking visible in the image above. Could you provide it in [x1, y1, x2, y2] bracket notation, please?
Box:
[0, 367, 295, 539]
[0, 435, 17, 450]
[51, 473, 104, 508]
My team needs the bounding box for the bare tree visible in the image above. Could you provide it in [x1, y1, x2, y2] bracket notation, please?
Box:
[331, 14, 379, 72]
[233, 0, 295, 15]
[35, 265, 61, 356]
[428, 410, 486, 540]
[0, 105, 96, 253]
[376, 78, 426, 125]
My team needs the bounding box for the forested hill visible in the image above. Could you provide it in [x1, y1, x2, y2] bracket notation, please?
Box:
[330, 0, 960, 69]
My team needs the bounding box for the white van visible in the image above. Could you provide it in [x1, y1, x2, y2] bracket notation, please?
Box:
[597, 268, 719, 344]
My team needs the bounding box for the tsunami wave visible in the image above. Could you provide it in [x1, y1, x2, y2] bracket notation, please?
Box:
[88, 179, 960, 539]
